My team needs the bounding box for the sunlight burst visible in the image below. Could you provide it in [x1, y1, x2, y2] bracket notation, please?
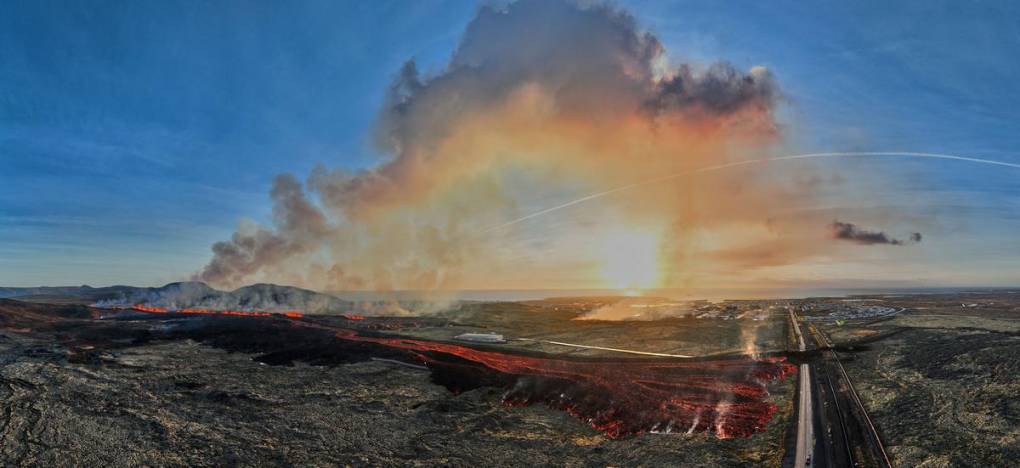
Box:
[598, 227, 661, 291]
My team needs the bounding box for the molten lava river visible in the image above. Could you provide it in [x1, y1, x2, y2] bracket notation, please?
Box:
[123, 305, 794, 439]
[333, 329, 795, 439]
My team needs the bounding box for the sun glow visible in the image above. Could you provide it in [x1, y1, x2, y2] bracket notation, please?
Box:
[597, 227, 661, 291]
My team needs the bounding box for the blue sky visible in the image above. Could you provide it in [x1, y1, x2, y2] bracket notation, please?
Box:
[2, 0, 1019, 287]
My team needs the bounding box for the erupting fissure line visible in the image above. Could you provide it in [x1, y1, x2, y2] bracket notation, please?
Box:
[484, 151, 1020, 232]
[126, 304, 304, 318]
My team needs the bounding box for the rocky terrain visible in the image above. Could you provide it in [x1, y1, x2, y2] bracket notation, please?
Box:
[0, 298, 795, 467]
[805, 292, 1020, 466]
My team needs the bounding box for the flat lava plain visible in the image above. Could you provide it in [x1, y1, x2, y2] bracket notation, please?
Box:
[1, 291, 1017, 466]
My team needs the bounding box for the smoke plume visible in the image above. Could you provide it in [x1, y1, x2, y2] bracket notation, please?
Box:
[195, 0, 862, 292]
[830, 221, 921, 246]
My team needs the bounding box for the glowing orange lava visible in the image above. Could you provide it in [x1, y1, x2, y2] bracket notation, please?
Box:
[124, 304, 794, 438]
[130, 305, 300, 318]
[333, 328, 795, 438]
[132, 304, 168, 313]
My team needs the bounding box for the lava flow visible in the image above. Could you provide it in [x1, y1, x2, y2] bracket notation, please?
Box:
[131, 304, 168, 313]
[128, 304, 303, 318]
[125, 305, 794, 439]
[332, 329, 796, 438]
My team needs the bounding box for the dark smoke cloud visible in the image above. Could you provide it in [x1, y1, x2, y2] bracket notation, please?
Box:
[358, 0, 779, 218]
[830, 221, 921, 246]
[647, 63, 777, 116]
[197, 174, 332, 285]
[197, 0, 784, 291]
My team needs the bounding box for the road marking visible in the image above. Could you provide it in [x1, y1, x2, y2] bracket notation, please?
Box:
[369, 357, 428, 370]
[515, 338, 693, 358]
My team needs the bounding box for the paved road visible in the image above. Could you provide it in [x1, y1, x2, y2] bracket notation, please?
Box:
[790, 311, 814, 468]
[811, 324, 893, 467]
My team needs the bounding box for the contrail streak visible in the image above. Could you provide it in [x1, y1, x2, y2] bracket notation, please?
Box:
[484, 151, 1020, 232]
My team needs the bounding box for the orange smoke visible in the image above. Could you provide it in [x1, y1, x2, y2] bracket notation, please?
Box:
[195, 0, 845, 293]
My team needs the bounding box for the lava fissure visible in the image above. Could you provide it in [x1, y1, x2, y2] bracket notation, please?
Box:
[122, 307, 794, 439]
[120, 304, 305, 318]
[332, 328, 795, 438]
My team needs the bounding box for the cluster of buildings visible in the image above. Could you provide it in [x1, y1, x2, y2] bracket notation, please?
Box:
[798, 301, 899, 322]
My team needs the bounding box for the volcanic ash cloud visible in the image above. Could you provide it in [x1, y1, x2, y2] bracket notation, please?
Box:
[197, 0, 804, 292]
